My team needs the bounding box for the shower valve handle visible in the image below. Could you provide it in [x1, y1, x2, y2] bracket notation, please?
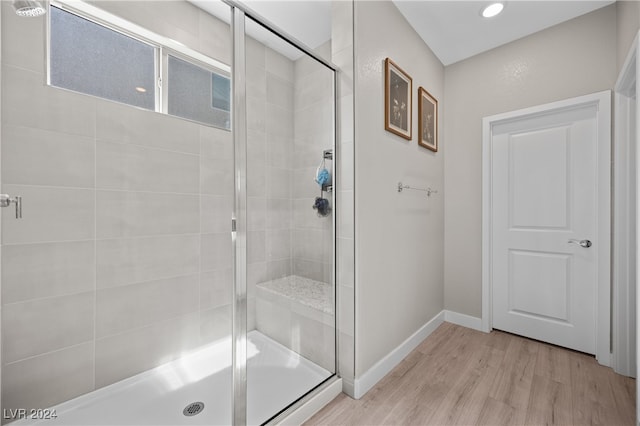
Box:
[0, 194, 22, 219]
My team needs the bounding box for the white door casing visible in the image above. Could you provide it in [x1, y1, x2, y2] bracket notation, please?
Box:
[614, 30, 640, 425]
[482, 91, 611, 365]
[613, 31, 638, 379]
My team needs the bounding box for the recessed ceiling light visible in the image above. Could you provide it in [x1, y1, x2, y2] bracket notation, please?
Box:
[135, 87, 147, 93]
[482, 2, 504, 18]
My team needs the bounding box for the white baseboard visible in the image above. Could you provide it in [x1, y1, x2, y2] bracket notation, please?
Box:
[352, 311, 445, 399]
[349, 310, 485, 400]
[341, 377, 355, 398]
[444, 310, 484, 332]
[275, 377, 342, 425]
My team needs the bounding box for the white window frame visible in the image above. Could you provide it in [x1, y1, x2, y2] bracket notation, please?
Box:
[47, 0, 231, 127]
[162, 48, 232, 117]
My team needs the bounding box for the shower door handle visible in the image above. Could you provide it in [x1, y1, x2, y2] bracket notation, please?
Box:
[0, 194, 22, 219]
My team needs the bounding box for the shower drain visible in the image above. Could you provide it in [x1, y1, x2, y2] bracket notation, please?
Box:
[183, 402, 205, 417]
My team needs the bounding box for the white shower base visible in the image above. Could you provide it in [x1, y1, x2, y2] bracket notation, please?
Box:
[12, 331, 332, 426]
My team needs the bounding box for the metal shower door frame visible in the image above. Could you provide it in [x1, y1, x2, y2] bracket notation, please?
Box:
[226, 2, 339, 424]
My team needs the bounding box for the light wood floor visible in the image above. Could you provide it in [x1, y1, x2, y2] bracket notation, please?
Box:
[306, 322, 636, 425]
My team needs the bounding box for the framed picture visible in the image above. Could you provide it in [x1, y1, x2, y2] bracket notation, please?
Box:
[385, 58, 412, 140]
[418, 87, 438, 152]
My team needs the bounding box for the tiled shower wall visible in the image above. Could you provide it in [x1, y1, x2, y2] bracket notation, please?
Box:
[252, 41, 336, 370]
[0, 1, 232, 413]
[246, 37, 335, 292]
[245, 35, 295, 316]
[292, 42, 335, 285]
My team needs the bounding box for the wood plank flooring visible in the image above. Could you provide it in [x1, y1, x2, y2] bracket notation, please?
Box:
[305, 322, 636, 425]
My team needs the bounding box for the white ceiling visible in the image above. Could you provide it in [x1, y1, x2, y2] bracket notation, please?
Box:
[190, 0, 331, 60]
[393, 0, 615, 66]
[192, 1, 615, 66]
[241, 0, 331, 49]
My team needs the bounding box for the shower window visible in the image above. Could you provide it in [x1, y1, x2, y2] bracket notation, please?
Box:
[47, 1, 231, 130]
[167, 55, 231, 129]
[49, 5, 156, 110]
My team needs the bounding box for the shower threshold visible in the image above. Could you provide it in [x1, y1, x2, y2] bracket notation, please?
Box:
[11, 331, 332, 425]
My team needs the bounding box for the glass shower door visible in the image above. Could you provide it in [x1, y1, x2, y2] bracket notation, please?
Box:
[242, 14, 337, 425]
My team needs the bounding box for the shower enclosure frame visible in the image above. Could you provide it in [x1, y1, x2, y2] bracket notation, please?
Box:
[225, 1, 340, 424]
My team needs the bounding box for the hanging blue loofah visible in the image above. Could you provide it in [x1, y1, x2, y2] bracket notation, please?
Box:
[316, 168, 331, 186]
[315, 155, 331, 188]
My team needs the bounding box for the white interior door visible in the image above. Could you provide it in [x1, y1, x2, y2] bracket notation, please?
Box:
[486, 92, 611, 357]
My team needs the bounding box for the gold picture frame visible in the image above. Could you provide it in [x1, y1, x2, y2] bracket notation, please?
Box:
[418, 86, 438, 152]
[384, 58, 412, 140]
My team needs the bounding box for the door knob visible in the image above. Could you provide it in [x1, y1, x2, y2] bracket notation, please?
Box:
[0, 194, 22, 219]
[568, 239, 592, 248]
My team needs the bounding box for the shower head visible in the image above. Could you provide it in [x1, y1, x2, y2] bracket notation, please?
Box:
[13, 0, 46, 17]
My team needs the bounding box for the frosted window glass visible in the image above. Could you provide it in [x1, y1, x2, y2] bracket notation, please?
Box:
[168, 55, 231, 130]
[50, 6, 155, 110]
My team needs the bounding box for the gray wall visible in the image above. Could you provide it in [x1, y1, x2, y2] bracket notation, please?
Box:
[617, 1, 640, 72]
[443, 5, 618, 318]
[354, 0, 445, 376]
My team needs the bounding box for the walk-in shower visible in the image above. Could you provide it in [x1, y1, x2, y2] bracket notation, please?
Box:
[0, 0, 338, 424]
